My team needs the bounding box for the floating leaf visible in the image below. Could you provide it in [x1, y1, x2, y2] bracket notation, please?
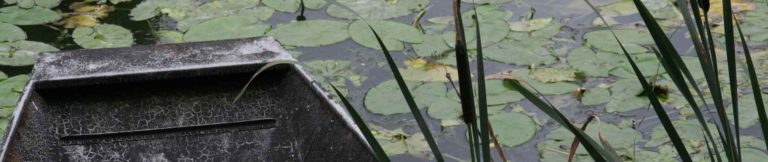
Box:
[348, 20, 423, 51]
[72, 24, 133, 49]
[727, 93, 768, 129]
[173, 0, 273, 31]
[0, 22, 25, 42]
[268, 20, 349, 47]
[302, 60, 366, 96]
[584, 29, 653, 54]
[413, 34, 451, 57]
[4, 0, 60, 8]
[326, 0, 428, 20]
[581, 86, 610, 106]
[490, 112, 538, 147]
[508, 17, 553, 32]
[442, 19, 509, 49]
[609, 54, 666, 78]
[129, 0, 199, 21]
[58, 3, 114, 28]
[364, 80, 421, 115]
[605, 79, 650, 112]
[155, 30, 184, 44]
[530, 68, 577, 83]
[646, 120, 716, 148]
[0, 75, 28, 109]
[0, 6, 60, 25]
[373, 128, 431, 158]
[484, 38, 557, 66]
[184, 16, 269, 43]
[539, 123, 642, 156]
[0, 71, 6, 80]
[509, 69, 579, 95]
[460, 0, 512, 4]
[400, 59, 458, 82]
[0, 40, 58, 66]
[566, 47, 624, 77]
[262, 0, 326, 12]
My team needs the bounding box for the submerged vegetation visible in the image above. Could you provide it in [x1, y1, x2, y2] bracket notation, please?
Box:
[1, 0, 768, 161]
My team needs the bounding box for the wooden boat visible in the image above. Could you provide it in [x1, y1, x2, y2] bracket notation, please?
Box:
[0, 37, 375, 161]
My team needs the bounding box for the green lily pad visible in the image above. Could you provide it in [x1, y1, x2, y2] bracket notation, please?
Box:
[326, 0, 428, 20]
[459, 4, 511, 23]
[129, 0, 199, 21]
[72, 24, 133, 49]
[609, 54, 666, 78]
[567, 47, 625, 77]
[510, 69, 580, 95]
[0, 22, 25, 42]
[539, 123, 642, 156]
[268, 20, 349, 47]
[0, 6, 60, 25]
[364, 80, 422, 115]
[184, 16, 270, 43]
[413, 34, 451, 57]
[605, 79, 650, 112]
[442, 19, 510, 49]
[508, 17, 553, 32]
[484, 38, 557, 66]
[727, 93, 768, 129]
[0, 75, 28, 108]
[581, 86, 610, 106]
[0, 71, 7, 80]
[460, 0, 511, 4]
[155, 30, 184, 44]
[645, 120, 716, 148]
[348, 20, 423, 51]
[373, 128, 431, 158]
[302, 60, 366, 96]
[4, 0, 60, 8]
[173, 0, 273, 32]
[530, 68, 577, 83]
[584, 29, 654, 54]
[262, 0, 326, 12]
[0, 40, 58, 66]
[490, 112, 538, 147]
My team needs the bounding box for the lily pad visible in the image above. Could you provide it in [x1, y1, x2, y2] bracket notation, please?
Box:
[508, 17, 553, 32]
[373, 128, 431, 158]
[400, 59, 458, 82]
[0, 40, 58, 66]
[413, 34, 451, 57]
[509, 69, 580, 95]
[72, 24, 133, 49]
[262, 0, 326, 12]
[155, 30, 184, 44]
[584, 29, 654, 54]
[268, 20, 349, 47]
[581, 86, 610, 106]
[184, 16, 270, 43]
[609, 54, 666, 78]
[173, 0, 273, 32]
[605, 79, 650, 112]
[348, 20, 423, 51]
[442, 19, 510, 49]
[0, 75, 28, 108]
[364, 80, 422, 115]
[727, 93, 768, 129]
[460, 0, 512, 4]
[0, 23, 25, 42]
[302, 60, 365, 96]
[0, 6, 60, 25]
[566, 47, 625, 77]
[530, 68, 577, 83]
[646, 120, 716, 148]
[0, 71, 6, 80]
[483, 38, 557, 66]
[4, 0, 60, 8]
[129, 0, 199, 21]
[490, 112, 538, 147]
[326, 0, 428, 20]
[539, 123, 642, 156]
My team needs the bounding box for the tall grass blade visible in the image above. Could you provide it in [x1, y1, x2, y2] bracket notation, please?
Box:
[504, 79, 613, 161]
[721, 0, 741, 160]
[735, 16, 768, 151]
[325, 1, 444, 161]
[233, 60, 298, 103]
[470, 0, 492, 160]
[330, 84, 390, 162]
[368, 26, 445, 162]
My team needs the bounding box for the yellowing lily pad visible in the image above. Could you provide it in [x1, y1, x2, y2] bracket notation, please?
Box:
[400, 58, 458, 82]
